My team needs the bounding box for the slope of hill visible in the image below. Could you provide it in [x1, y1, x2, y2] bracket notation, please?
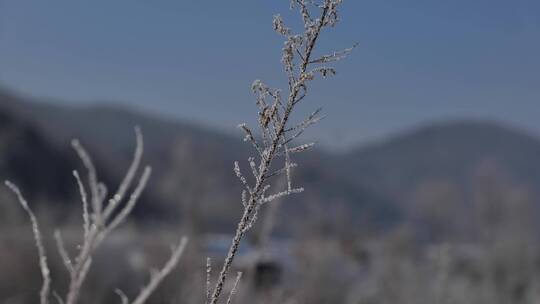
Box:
[3, 86, 540, 236]
[0, 88, 398, 232]
[0, 103, 79, 215]
[340, 120, 540, 211]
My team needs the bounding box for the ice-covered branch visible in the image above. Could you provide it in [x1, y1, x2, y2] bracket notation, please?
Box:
[210, 1, 352, 303]
[131, 237, 188, 304]
[5, 181, 51, 304]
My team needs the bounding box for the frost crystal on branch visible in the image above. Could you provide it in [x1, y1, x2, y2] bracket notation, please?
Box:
[5, 181, 51, 304]
[209, 1, 354, 304]
[273, 14, 290, 36]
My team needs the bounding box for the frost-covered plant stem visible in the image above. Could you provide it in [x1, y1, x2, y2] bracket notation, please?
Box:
[4, 181, 51, 304]
[6, 128, 188, 304]
[209, 1, 352, 303]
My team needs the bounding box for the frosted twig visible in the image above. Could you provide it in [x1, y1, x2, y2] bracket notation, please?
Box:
[67, 129, 177, 304]
[309, 66, 337, 78]
[285, 107, 323, 132]
[233, 162, 251, 193]
[7, 126, 188, 304]
[262, 188, 304, 204]
[103, 126, 144, 221]
[72, 170, 90, 239]
[248, 157, 259, 180]
[285, 145, 292, 192]
[273, 14, 291, 36]
[238, 123, 262, 156]
[265, 162, 298, 179]
[54, 230, 74, 275]
[241, 190, 248, 208]
[131, 237, 188, 304]
[103, 166, 152, 236]
[5, 181, 51, 304]
[287, 143, 315, 154]
[226, 272, 243, 304]
[209, 1, 351, 303]
[206, 257, 212, 304]
[284, 109, 325, 145]
[53, 291, 64, 304]
[308, 43, 358, 64]
[71, 139, 101, 227]
[115, 289, 129, 304]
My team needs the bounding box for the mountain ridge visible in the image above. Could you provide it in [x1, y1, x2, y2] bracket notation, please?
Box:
[2, 87, 540, 235]
[0, 88, 398, 232]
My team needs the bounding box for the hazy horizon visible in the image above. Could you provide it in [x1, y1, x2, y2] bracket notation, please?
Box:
[1, 0, 539, 147]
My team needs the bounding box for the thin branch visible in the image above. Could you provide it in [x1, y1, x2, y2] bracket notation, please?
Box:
[71, 139, 102, 227]
[308, 42, 358, 64]
[238, 123, 263, 156]
[66, 131, 153, 304]
[206, 257, 212, 304]
[233, 162, 251, 193]
[115, 289, 129, 304]
[262, 188, 304, 204]
[130, 237, 188, 304]
[265, 162, 298, 180]
[285, 145, 292, 192]
[54, 230, 74, 275]
[286, 142, 316, 154]
[103, 126, 144, 221]
[103, 166, 152, 236]
[209, 2, 344, 303]
[226, 272, 243, 304]
[72, 170, 90, 239]
[5, 181, 51, 304]
[53, 291, 64, 304]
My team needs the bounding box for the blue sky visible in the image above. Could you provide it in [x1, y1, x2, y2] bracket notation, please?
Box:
[1, 0, 539, 148]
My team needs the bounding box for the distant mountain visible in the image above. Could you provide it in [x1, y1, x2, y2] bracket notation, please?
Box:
[0, 99, 78, 214]
[3, 87, 540, 236]
[0, 88, 397, 232]
[340, 120, 540, 212]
